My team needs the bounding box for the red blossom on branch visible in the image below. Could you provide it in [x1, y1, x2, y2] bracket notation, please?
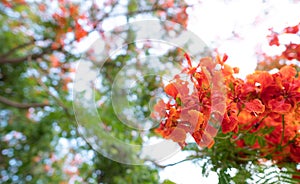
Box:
[154, 52, 300, 163]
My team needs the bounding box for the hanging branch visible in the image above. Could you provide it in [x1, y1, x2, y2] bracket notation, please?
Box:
[146, 157, 199, 169]
[0, 40, 35, 58]
[0, 95, 49, 109]
[32, 61, 72, 118]
[0, 47, 54, 64]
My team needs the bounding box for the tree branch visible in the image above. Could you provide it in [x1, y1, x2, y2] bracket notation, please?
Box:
[0, 52, 44, 64]
[146, 157, 198, 169]
[33, 63, 72, 117]
[0, 95, 49, 109]
[90, 4, 192, 34]
[0, 40, 35, 58]
[0, 4, 191, 64]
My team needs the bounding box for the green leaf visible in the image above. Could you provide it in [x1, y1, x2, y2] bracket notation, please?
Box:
[128, 0, 138, 14]
[162, 179, 176, 184]
[176, 97, 182, 106]
[262, 126, 275, 135]
[244, 134, 257, 146]
[218, 171, 230, 184]
[257, 136, 266, 147]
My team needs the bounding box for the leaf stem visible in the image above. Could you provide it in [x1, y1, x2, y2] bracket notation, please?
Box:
[279, 114, 285, 150]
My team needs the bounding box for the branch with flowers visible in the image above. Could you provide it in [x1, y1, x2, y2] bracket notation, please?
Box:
[153, 22, 300, 183]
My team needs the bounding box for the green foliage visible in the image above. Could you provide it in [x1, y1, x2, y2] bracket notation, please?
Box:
[94, 154, 159, 184]
[162, 179, 177, 184]
[182, 129, 300, 184]
[0, 0, 191, 183]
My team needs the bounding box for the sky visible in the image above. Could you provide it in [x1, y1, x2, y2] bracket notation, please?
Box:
[159, 0, 300, 183]
[188, 0, 300, 78]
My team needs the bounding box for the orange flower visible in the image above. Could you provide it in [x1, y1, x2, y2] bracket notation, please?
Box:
[74, 21, 88, 41]
[167, 127, 186, 143]
[151, 100, 166, 119]
[155, 50, 300, 164]
[245, 99, 265, 114]
[268, 97, 292, 114]
[191, 127, 215, 148]
[279, 65, 296, 81]
[187, 110, 204, 131]
[222, 113, 238, 134]
[164, 83, 178, 98]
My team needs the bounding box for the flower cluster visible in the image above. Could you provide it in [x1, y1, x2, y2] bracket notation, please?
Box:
[50, 0, 88, 49]
[153, 53, 300, 163]
[225, 65, 300, 163]
[153, 54, 228, 149]
[257, 22, 300, 71]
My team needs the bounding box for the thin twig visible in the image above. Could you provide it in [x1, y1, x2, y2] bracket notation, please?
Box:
[31, 59, 72, 117]
[146, 157, 199, 169]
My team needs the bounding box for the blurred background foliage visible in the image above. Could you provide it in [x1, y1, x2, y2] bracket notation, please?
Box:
[0, 0, 189, 183]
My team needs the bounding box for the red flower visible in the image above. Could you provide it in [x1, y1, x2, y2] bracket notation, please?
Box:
[284, 25, 299, 34]
[268, 97, 292, 114]
[222, 113, 238, 134]
[290, 140, 300, 162]
[151, 100, 166, 119]
[279, 65, 297, 81]
[245, 99, 265, 114]
[164, 83, 178, 98]
[267, 30, 280, 46]
[282, 43, 300, 61]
